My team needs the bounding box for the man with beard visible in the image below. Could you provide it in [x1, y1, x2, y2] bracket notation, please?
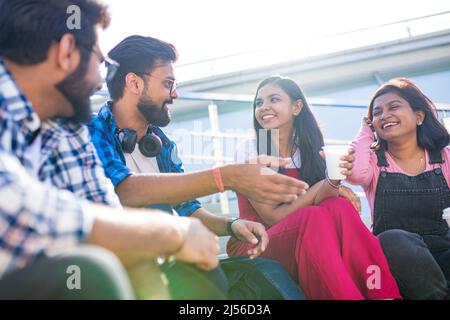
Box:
[88, 36, 309, 242]
[89, 35, 270, 252]
[88, 36, 308, 299]
[0, 0, 225, 299]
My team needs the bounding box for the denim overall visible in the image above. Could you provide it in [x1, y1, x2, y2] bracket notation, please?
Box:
[373, 148, 450, 299]
[373, 148, 450, 239]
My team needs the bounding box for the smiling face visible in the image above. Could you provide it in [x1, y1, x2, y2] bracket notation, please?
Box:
[254, 83, 301, 132]
[371, 92, 424, 143]
[137, 62, 178, 127]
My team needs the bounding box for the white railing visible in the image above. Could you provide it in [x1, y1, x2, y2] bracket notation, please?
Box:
[91, 92, 450, 215]
[166, 96, 450, 215]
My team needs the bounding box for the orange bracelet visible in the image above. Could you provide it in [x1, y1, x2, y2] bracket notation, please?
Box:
[213, 167, 225, 193]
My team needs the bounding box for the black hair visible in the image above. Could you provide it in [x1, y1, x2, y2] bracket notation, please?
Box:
[253, 76, 326, 186]
[0, 0, 110, 65]
[368, 77, 450, 152]
[106, 35, 178, 101]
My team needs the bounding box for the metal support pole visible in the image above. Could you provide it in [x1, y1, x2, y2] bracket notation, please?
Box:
[208, 102, 230, 215]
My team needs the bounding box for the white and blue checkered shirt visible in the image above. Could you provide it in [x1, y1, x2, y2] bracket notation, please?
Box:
[0, 58, 120, 277]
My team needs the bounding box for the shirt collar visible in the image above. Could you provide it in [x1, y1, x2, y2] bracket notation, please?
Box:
[97, 100, 118, 132]
[0, 58, 41, 132]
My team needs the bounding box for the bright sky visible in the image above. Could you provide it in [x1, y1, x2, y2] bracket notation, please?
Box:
[99, 0, 450, 79]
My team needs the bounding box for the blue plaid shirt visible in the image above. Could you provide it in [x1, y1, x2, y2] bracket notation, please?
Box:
[0, 58, 118, 277]
[88, 102, 201, 216]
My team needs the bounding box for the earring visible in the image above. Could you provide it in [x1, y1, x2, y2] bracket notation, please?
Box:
[417, 121, 423, 126]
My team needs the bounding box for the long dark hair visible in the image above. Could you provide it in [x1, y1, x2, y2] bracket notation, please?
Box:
[368, 77, 450, 151]
[253, 76, 326, 186]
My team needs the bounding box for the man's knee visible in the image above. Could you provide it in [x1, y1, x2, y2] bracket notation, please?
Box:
[162, 262, 228, 300]
[57, 245, 134, 299]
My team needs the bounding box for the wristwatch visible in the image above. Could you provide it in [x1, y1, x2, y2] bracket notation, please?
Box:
[227, 217, 240, 238]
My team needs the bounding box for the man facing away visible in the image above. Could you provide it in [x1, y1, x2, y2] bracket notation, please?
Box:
[0, 0, 225, 299]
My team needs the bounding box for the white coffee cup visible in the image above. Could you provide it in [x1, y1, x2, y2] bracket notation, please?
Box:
[443, 207, 450, 228]
[322, 145, 350, 180]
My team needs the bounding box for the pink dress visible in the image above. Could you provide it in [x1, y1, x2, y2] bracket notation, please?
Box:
[227, 168, 401, 300]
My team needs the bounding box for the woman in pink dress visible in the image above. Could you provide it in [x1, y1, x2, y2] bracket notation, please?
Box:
[347, 78, 450, 299]
[227, 76, 401, 300]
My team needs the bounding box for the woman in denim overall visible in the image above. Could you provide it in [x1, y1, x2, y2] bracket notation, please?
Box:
[348, 78, 450, 299]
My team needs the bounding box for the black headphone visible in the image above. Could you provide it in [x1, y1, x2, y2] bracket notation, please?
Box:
[117, 126, 162, 157]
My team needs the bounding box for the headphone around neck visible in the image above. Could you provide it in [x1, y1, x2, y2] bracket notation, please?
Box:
[117, 126, 162, 157]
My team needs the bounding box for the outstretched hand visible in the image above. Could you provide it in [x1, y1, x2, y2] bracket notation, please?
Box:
[233, 155, 309, 206]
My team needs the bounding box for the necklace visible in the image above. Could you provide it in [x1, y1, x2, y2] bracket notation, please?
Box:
[387, 150, 425, 174]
